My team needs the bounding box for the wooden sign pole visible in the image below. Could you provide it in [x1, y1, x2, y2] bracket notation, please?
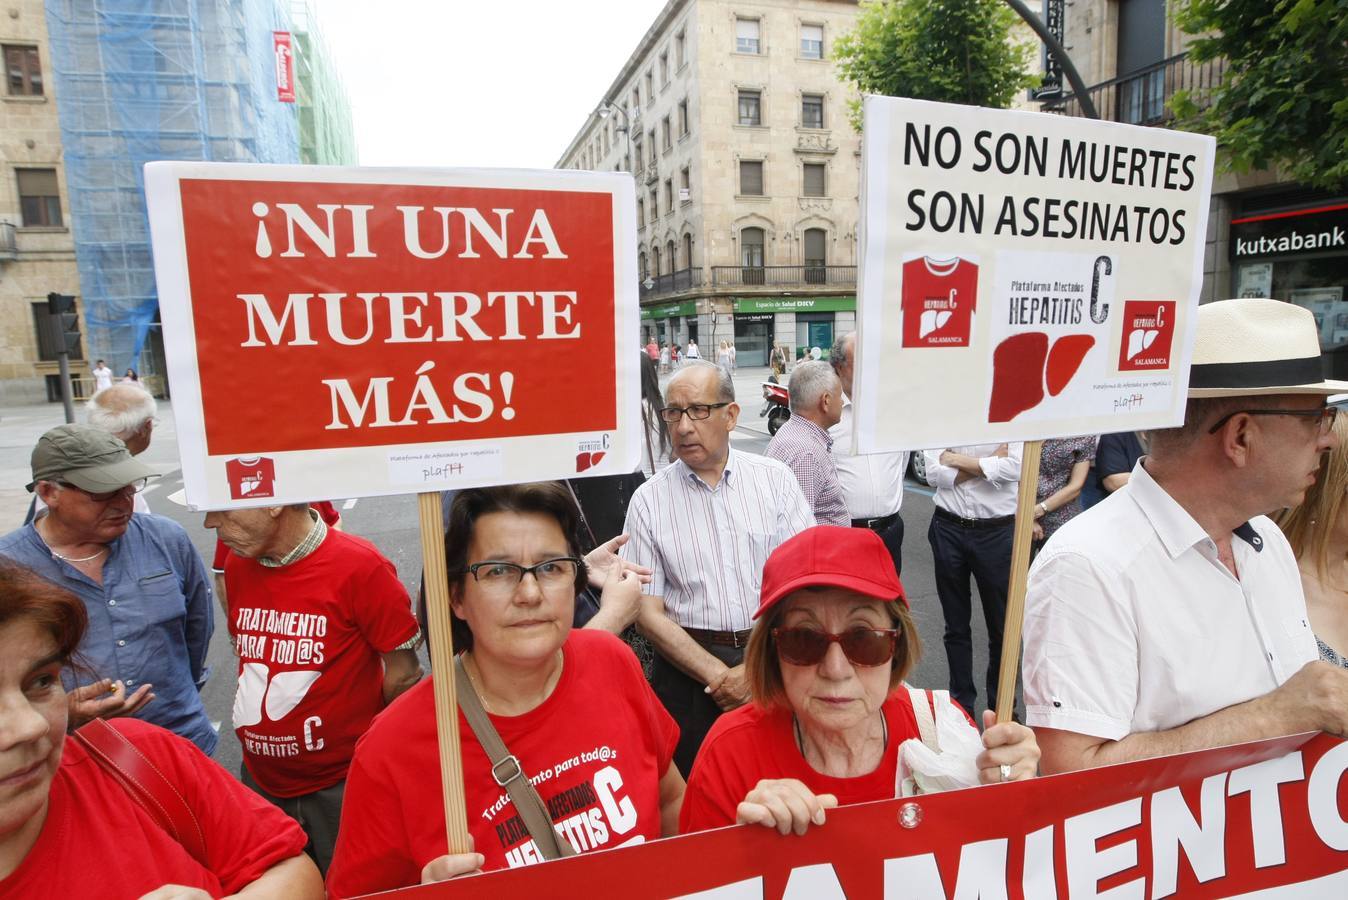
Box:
[994, 439, 1043, 724]
[417, 490, 472, 853]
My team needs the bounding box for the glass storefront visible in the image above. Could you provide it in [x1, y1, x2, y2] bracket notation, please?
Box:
[732, 314, 772, 366]
[1231, 199, 1348, 377]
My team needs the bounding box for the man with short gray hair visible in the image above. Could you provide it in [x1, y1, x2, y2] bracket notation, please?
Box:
[765, 360, 849, 527]
[828, 332, 909, 574]
[87, 382, 158, 456]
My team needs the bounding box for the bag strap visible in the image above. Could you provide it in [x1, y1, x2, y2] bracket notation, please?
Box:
[454, 656, 576, 860]
[906, 686, 940, 754]
[72, 718, 209, 865]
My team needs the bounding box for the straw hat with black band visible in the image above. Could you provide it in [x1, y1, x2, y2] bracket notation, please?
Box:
[1188, 298, 1348, 399]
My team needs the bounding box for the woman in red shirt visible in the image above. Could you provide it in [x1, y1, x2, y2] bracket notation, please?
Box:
[680, 526, 1040, 835]
[0, 558, 322, 898]
[327, 483, 683, 895]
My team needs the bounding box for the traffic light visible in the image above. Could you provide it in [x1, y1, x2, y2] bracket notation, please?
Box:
[46, 292, 80, 355]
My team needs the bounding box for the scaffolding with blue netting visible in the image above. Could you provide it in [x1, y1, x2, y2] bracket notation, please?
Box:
[43, 0, 302, 378]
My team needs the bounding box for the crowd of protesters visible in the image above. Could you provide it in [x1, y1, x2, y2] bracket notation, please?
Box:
[3, 297, 1348, 896]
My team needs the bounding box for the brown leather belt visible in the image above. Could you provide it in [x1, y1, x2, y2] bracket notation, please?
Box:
[685, 627, 754, 648]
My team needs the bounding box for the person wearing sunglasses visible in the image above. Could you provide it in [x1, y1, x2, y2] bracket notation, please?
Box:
[0, 425, 217, 755]
[679, 525, 1039, 834]
[327, 483, 683, 894]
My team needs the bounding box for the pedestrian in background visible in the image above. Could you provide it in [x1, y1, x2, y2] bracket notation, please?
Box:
[1032, 435, 1098, 550]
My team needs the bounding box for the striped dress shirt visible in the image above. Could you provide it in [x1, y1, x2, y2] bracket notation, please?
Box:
[621, 448, 813, 631]
[765, 414, 850, 527]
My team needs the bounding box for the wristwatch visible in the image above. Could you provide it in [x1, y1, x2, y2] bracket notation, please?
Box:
[1037, 502, 1048, 515]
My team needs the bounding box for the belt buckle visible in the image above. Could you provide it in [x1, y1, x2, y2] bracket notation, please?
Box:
[491, 754, 524, 787]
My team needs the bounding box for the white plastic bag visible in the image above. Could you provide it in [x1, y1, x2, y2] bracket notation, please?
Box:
[896, 687, 984, 797]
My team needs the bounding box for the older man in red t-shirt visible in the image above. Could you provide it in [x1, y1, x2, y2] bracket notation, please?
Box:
[204, 503, 421, 876]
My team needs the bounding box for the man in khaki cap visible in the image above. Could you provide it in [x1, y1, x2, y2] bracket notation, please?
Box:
[0, 425, 218, 754]
[1022, 298, 1348, 774]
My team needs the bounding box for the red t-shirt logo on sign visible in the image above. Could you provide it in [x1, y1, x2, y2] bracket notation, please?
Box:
[226, 456, 276, 500]
[901, 257, 978, 348]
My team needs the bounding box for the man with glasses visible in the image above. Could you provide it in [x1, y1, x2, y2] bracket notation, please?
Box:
[0, 425, 217, 753]
[621, 359, 813, 775]
[1023, 298, 1348, 775]
[203, 503, 420, 875]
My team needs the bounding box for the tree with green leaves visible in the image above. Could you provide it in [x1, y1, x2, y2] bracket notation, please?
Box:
[833, 0, 1038, 129]
[1173, 0, 1348, 190]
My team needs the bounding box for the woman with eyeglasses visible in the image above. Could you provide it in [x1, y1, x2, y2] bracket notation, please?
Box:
[679, 525, 1040, 835]
[326, 483, 683, 896]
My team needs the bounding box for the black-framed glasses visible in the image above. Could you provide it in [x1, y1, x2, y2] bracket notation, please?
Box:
[462, 557, 583, 594]
[56, 478, 149, 502]
[773, 626, 899, 667]
[1207, 406, 1338, 436]
[659, 402, 730, 423]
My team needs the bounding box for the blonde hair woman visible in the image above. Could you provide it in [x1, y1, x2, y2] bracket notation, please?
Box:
[1274, 412, 1348, 667]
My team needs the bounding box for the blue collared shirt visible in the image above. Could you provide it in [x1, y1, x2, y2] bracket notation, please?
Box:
[0, 515, 217, 754]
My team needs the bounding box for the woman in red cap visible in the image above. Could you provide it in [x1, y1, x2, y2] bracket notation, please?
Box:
[680, 525, 1040, 834]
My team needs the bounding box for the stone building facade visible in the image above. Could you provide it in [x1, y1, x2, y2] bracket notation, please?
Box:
[557, 0, 862, 366]
[0, 0, 81, 403]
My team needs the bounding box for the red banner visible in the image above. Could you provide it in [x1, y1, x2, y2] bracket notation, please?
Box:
[273, 32, 295, 103]
[366, 733, 1348, 898]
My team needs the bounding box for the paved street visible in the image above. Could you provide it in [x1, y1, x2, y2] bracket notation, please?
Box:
[1, 366, 1011, 776]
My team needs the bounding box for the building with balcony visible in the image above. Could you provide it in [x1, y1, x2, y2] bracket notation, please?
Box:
[557, 0, 862, 365]
[1038, 0, 1348, 375]
[1, 0, 81, 403]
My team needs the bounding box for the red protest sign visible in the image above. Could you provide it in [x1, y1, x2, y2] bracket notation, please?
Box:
[366, 733, 1348, 899]
[145, 165, 639, 509]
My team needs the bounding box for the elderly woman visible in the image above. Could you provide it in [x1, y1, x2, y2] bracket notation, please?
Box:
[680, 526, 1040, 834]
[327, 483, 683, 895]
[0, 558, 322, 897]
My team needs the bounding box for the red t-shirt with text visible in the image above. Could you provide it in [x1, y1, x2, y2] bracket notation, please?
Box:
[326, 629, 678, 897]
[680, 690, 969, 832]
[0, 720, 305, 898]
[212, 500, 340, 570]
[225, 529, 418, 797]
[900, 256, 979, 348]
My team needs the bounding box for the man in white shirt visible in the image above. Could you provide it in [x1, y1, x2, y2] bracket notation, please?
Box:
[1023, 299, 1348, 774]
[91, 359, 114, 392]
[828, 332, 908, 573]
[924, 441, 1023, 717]
[622, 360, 812, 774]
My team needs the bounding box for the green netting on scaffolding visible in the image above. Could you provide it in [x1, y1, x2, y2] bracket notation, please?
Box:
[290, 3, 357, 167]
[44, 0, 301, 373]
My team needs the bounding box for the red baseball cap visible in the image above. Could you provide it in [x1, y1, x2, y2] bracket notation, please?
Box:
[753, 525, 907, 620]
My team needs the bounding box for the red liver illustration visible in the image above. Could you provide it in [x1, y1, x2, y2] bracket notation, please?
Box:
[1046, 335, 1095, 396]
[988, 332, 1048, 423]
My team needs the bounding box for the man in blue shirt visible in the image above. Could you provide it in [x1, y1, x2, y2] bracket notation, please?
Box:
[0, 425, 216, 753]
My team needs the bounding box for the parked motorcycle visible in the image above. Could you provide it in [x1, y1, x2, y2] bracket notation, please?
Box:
[760, 380, 790, 435]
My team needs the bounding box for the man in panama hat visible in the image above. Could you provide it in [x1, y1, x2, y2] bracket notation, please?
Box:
[1022, 298, 1348, 774]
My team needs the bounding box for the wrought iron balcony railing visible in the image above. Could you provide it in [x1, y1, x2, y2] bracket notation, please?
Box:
[1041, 52, 1227, 126]
[710, 265, 856, 288]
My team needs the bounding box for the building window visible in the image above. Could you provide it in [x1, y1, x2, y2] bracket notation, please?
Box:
[4, 45, 43, 96]
[741, 227, 765, 282]
[675, 30, 686, 68]
[680, 165, 691, 201]
[639, 249, 648, 280]
[663, 178, 673, 213]
[662, 116, 672, 152]
[652, 245, 662, 276]
[804, 228, 827, 283]
[739, 160, 764, 196]
[637, 198, 645, 228]
[632, 86, 640, 110]
[650, 188, 659, 219]
[800, 24, 824, 60]
[678, 99, 689, 136]
[735, 18, 760, 54]
[634, 140, 644, 171]
[737, 90, 761, 126]
[660, 51, 669, 87]
[682, 233, 693, 269]
[645, 70, 653, 101]
[803, 163, 826, 197]
[17, 168, 62, 227]
[802, 94, 824, 129]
